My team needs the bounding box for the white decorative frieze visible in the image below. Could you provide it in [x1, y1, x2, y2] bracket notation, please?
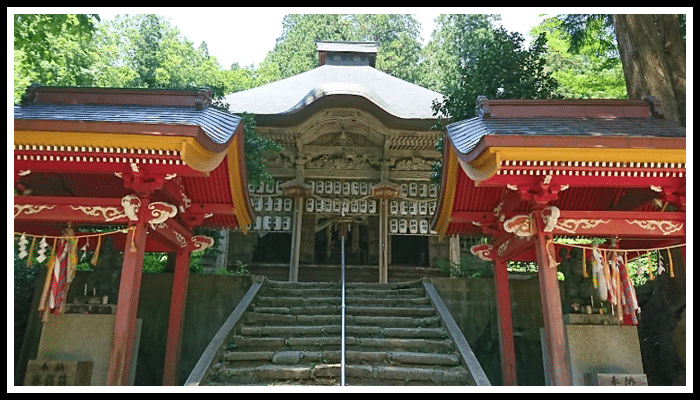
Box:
[625, 219, 684, 236]
[14, 204, 56, 218]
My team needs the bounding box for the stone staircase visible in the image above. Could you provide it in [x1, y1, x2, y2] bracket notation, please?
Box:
[198, 279, 481, 386]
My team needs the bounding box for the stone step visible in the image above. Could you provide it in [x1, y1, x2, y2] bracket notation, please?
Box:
[243, 312, 441, 328]
[250, 305, 435, 318]
[264, 280, 423, 290]
[222, 350, 460, 367]
[229, 335, 455, 353]
[204, 280, 476, 386]
[239, 324, 447, 340]
[255, 295, 432, 307]
[210, 363, 469, 386]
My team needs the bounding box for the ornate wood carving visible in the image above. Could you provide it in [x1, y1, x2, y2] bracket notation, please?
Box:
[471, 244, 494, 261]
[190, 235, 215, 253]
[147, 202, 178, 230]
[503, 214, 534, 238]
[69, 205, 126, 222]
[555, 219, 612, 234]
[13, 204, 56, 218]
[625, 219, 684, 235]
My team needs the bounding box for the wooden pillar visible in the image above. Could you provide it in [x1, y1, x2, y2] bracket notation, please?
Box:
[106, 197, 149, 386]
[162, 249, 191, 385]
[532, 209, 571, 386]
[289, 197, 303, 282]
[379, 198, 389, 283]
[493, 256, 517, 386]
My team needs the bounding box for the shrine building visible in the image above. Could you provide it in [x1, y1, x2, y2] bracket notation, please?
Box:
[224, 41, 447, 282]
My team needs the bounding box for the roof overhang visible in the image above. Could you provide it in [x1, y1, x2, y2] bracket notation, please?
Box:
[253, 93, 438, 131]
[455, 134, 687, 183]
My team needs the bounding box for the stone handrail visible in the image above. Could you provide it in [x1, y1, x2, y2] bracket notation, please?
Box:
[422, 280, 491, 386]
[184, 277, 264, 386]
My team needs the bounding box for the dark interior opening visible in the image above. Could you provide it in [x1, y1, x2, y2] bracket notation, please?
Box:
[391, 235, 429, 266]
[252, 232, 292, 264]
[314, 224, 368, 265]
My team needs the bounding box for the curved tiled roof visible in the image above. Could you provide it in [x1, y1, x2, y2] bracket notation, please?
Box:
[446, 98, 686, 157]
[14, 103, 241, 149]
[224, 65, 443, 121]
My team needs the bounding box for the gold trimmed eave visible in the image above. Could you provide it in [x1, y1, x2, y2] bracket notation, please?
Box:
[453, 135, 686, 183]
[15, 129, 227, 174]
[14, 122, 254, 233]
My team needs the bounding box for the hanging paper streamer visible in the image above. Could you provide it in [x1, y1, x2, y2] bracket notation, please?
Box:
[36, 236, 49, 263]
[657, 250, 666, 276]
[18, 233, 29, 259]
[38, 238, 58, 323]
[80, 237, 89, 262]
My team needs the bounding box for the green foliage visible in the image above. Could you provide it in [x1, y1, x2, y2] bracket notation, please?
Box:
[260, 14, 426, 85]
[238, 112, 283, 187]
[13, 14, 101, 103]
[428, 16, 560, 182]
[530, 16, 626, 99]
[432, 25, 560, 123]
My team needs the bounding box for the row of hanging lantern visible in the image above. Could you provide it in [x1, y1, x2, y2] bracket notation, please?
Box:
[390, 199, 437, 216]
[251, 196, 294, 213]
[389, 218, 433, 235]
[251, 215, 292, 232]
[306, 198, 377, 215]
[302, 180, 439, 198]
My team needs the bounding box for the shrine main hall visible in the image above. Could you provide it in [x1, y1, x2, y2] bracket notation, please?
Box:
[224, 41, 448, 282]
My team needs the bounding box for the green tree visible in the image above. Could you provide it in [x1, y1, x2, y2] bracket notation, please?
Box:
[554, 14, 686, 126]
[260, 14, 426, 85]
[13, 14, 100, 103]
[530, 16, 626, 99]
[419, 14, 496, 93]
[428, 16, 560, 182]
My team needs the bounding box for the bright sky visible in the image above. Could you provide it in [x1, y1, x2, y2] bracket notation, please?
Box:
[89, 7, 549, 70]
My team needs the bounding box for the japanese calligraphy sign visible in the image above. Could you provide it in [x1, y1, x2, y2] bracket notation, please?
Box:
[585, 372, 648, 386]
[25, 360, 92, 386]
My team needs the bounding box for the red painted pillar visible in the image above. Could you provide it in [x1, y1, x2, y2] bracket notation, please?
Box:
[532, 209, 571, 386]
[162, 249, 191, 385]
[493, 257, 517, 385]
[106, 197, 149, 386]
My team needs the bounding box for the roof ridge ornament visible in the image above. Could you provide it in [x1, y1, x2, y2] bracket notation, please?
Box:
[476, 96, 490, 119]
[644, 95, 665, 119]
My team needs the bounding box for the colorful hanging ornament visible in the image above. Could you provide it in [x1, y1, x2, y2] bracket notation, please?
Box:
[582, 249, 589, 278]
[667, 249, 675, 278]
[91, 235, 102, 266]
[647, 251, 655, 281]
[591, 246, 607, 300]
[26, 237, 37, 267]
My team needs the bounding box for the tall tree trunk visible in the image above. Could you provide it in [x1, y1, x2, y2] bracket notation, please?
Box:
[653, 14, 686, 126]
[612, 14, 685, 126]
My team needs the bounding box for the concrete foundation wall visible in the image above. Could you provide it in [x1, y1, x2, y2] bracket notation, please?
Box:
[429, 276, 547, 386]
